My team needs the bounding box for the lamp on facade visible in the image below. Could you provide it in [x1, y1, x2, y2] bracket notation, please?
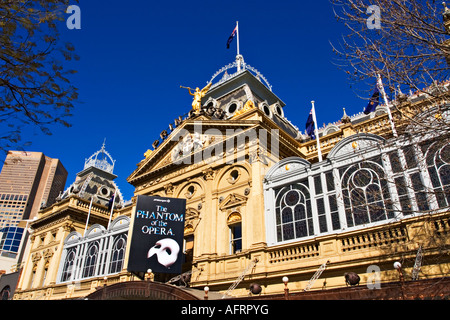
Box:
[394, 262, 403, 281]
[204, 286, 209, 300]
[394, 261, 405, 299]
[146, 269, 154, 282]
[103, 276, 108, 287]
[282, 276, 289, 300]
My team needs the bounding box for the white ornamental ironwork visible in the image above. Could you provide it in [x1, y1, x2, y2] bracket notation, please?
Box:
[209, 55, 272, 92]
[84, 141, 116, 174]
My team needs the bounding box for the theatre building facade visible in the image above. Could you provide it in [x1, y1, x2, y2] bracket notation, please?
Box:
[12, 56, 450, 300]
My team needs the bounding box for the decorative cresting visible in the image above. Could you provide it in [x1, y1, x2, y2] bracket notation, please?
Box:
[209, 55, 272, 91]
[84, 141, 116, 174]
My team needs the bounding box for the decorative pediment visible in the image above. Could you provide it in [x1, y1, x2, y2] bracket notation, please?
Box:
[219, 193, 248, 211]
[128, 119, 260, 187]
[328, 133, 385, 160]
[264, 156, 310, 183]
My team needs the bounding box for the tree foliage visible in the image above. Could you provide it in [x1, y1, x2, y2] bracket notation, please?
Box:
[331, 0, 450, 98]
[0, 0, 79, 153]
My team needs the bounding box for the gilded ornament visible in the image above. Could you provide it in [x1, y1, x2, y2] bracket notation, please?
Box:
[144, 149, 153, 158]
[181, 82, 212, 114]
[232, 99, 255, 118]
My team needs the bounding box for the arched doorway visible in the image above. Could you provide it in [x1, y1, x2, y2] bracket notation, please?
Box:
[85, 281, 201, 300]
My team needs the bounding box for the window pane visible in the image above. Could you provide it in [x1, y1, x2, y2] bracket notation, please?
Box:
[395, 177, 408, 195]
[277, 225, 282, 242]
[366, 184, 382, 203]
[233, 239, 242, 252]
[314, 175, 323, 194]
[282, 207, 293, 223]
[345, 209, 353, 227]
[294, 204, 305, 220]
[319, 215, 328, 233]
[400, 197, 413, 214]
[232, 225, 242, 239]
[440, 144, 450, 163]
[416, 192, 429, 211]
[325, 172, 335, 191]
[275, 207, 281, 224]
[331, 212, 341, 230]
[285, 190, 300, 206]
[428, 167, 440, 188]
[439, 165, 450, 186]
[306, 200, 312, 218]
[283, 223, 295, 240]
[308, 218, 314, 235]
[295, 221, 307, 238]
[369, 201, 385, 222]
[410, 172, 424, 191]
[328, 194, 338, 212]
[351, 188, 365, 206]
[353, 206, 369, 225]
[316, 198, 325, 215]
[389, 151, 402, 173]
[402, 146, 418, 169]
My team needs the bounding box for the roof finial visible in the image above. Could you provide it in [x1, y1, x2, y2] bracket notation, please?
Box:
[341, 107, 351, 124]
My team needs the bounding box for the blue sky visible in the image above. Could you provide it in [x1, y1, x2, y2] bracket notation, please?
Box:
[2, 0, 376, 201]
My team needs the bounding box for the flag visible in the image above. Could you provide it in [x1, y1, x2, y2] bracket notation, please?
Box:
[107, 192, 115, 211]
[364, 85, 380, 114]
[227, 25, 237, 49]
[305, 111, 315, 140]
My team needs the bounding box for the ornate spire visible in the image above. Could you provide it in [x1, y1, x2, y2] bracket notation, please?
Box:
[84, 140, 116, 174]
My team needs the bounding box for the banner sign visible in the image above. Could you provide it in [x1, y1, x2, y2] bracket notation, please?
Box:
[127, 195, 186, 274]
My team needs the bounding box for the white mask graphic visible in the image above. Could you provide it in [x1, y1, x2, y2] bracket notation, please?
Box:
[147, 238, 180, 268]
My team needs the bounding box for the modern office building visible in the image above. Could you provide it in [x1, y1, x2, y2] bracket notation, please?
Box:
[0, 151, 67, 270]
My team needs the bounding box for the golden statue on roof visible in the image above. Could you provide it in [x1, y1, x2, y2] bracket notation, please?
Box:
[180, 82, 212, 114]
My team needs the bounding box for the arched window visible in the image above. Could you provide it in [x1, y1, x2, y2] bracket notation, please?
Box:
[341, 160, 393, 227]
[60, 247, 76, 282]
[1, 286, 10, 300]
[275, 181, 314, 242]
[424, 140, 450, 208]
[82, 241, 99, 278]
[109, 234, 127, 274]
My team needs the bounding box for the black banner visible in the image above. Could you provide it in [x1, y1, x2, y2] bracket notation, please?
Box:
[127, 195, 186, 274]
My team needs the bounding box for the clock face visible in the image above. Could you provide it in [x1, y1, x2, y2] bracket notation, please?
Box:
[172, 133, 204, 161]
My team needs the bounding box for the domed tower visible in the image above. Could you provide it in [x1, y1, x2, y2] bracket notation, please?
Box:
[14, 142, 129, 299]
[61, 142, 124, 209]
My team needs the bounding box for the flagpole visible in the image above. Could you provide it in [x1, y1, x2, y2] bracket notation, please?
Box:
[236, 21, 240, 56]
[107, 189, 117, 229]
[377, 74, 398, 137]
[311, 101, 323, 162]
[83, 197, 94, 237]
